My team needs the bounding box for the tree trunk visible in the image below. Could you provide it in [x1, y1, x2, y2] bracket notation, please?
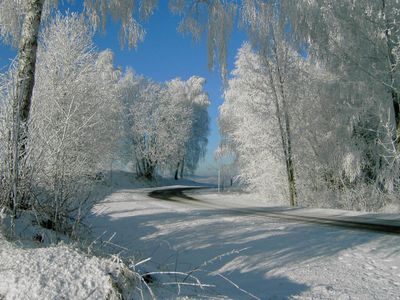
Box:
[174, 162, 180, 180]
[281, 94, 297, 207]
[179, 158, 184, 178]
[382, 0, 400, 148]
[274, 39, 297, 207]
[262, 46, 298, 207]
[10, 0, 44, 219]
[286, 153, 297, 207]
[16, 0, 44, 135]
[14, 0, 44, 203]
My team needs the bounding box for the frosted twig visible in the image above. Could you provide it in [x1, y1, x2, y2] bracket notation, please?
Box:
[142, 271, 206, 289]
[183, 247, 250, 283]
[162, 282, 215, 288]
[106, 232, 116, 243]
[138, 274, 156, 300]
[217, 273, 261, 300]
[102, 240, 129, 251]
[133, 257, 151, 267]
[87, 230, 107, 252]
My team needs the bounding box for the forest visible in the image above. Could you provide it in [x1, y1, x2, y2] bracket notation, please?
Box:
[218, 1, 400, 211]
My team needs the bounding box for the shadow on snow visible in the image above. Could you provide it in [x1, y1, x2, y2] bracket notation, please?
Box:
[87, 186, 400, 299]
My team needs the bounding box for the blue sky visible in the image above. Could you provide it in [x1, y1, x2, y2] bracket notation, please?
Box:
[0, 1, 246, 176]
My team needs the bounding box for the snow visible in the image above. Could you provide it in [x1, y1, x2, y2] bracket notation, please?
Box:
[0, 173, 211, 300]
[88, 181, 400, 299]
[186, 189, 400, 225]
[0, 236, 128, 300]
[2, 174, 399, 300]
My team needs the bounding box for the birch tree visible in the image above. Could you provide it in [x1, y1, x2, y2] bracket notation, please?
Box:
[167, 76, 210, 179]
[220, 2, 400, 209]
[0, 13, 122, 229]
[182, 76, 210, 177]
[118, 72, 210, 180]
[32, 13, 121, 230]
[220, 44, 298, 204]
[238, 1, 300, 206]
[282, 0, 400, 195]
[280, 0, 400, 142]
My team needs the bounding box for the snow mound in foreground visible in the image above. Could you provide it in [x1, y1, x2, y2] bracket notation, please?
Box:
[0, 236, 134, 300]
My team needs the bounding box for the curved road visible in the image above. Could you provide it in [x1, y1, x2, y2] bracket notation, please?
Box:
[149, 187, 400, 234]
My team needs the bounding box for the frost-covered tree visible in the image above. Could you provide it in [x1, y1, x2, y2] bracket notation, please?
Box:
[237, 1, 300, 205]
[118, 72, 210, 180]
[220, 43, 299, 205]
[164, 78, 195, 179]
[116, 68, 142, 169]
[221, 40, 399, 210]
[0, 0, 150, 218]
[22, 13, 120, 230]
[182, 76, 210, 177]
[217, 0, 399, 210]
[280, 0, 400, 197]
[278, 0, 400, 143]
[170, 0, 236, 79]
[0, 0, 156, 131]
[0, 0, 235, 215]
[167, 76, 210, 179]
[127, 79, 164, 179]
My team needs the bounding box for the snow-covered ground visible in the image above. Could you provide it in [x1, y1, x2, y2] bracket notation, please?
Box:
[0, 231, 138, 300]
[88, 183, 400, 299]
[0, 173, 212, 300]
[2, 173, 399, 300]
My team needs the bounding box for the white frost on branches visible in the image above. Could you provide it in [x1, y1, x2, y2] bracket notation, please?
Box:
[119, 72, 210, 179]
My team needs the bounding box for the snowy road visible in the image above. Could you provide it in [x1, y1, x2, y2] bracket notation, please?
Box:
[149, 187, 400, 234]
[89, 185, 400, 299]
